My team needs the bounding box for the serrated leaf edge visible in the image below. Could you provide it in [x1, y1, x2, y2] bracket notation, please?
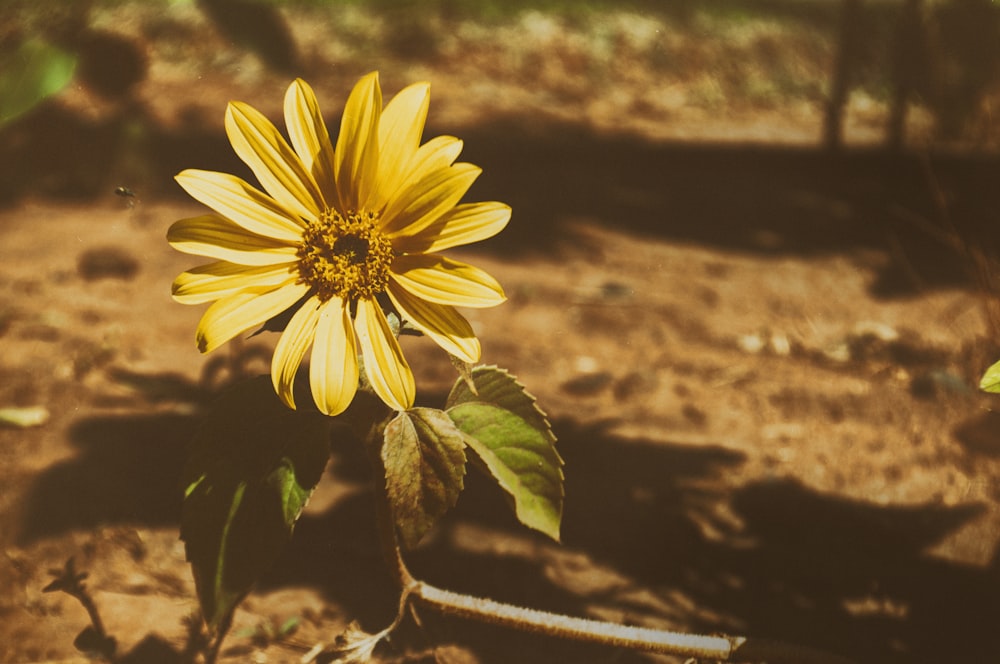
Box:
[383, 409, 468, 549]
[448, 402, 564, 541]
[447, 365, 557, 446]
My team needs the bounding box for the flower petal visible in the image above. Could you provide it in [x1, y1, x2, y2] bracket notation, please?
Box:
[175, 169, 305, 242]
[284, 78, 338, 209]
[381, 162, 481, 238]
[370, 81, 429, 210]
[310, 297, 359, 416]
[226, 100, 324, 220]
[333, 71, 381, 212]
[167, 215, 299, 266]
[410, 134, 464, 170]
[390, 254, 505, 308]
[172, 261, 297, 304]
[392, 202, 511, 254]
[270, 294, 323, 410]
[355, 299, 414, 412]
[387, 284, 480, 363]
[377, 135, 463, 231]
[196, 281, 310, 353]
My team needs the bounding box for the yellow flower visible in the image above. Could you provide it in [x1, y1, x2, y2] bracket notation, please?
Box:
[168, 73, 509, 415]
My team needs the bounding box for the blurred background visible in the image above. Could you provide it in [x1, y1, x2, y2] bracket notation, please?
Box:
[3, 2, 1000, 663]
[2, 0, 1000, 201]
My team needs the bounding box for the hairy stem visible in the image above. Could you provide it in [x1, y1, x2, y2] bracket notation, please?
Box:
[414, 581, 741, 659]
[411, 581, 855, 664]
[367, 419, 855, 664]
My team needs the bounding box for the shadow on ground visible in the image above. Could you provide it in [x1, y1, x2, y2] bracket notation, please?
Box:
[15, 372, 998, 664]
[3, 100, 1000, 300]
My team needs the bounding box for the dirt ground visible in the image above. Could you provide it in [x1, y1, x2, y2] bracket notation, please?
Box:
[3, 3, 1000, 664]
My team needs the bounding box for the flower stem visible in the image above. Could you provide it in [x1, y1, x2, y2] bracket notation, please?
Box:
[410, 581, 856, 664]
[367, 420, 855, 664]
[413, 581, 740, 658]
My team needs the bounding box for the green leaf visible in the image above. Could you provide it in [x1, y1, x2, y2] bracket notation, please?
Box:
[981, 359, 1000, 393]
[448, 402, 563, 542]
[180, 376, 330, 631]
[278, 616, 301, 637]
[446, 365, 555, 445]
[382, 408, 467, 549]
[0, 405, 49, 428]
[0, 37, 77, 127]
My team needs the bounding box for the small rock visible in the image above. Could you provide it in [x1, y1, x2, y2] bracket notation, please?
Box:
[737, 330, 792, 356]
[682, 403, 707, 427]
[770, 332, 791, 356]
[77, 247, 140, 281]
[600, 281, 633, 299]
[852, 321, 899, 343]
[910, 369, 970, 400]
[822, 342, 852, 363]
[738, 334, 766, 354]
[561, 372, 613, 396]
[613, 371, 657, 401]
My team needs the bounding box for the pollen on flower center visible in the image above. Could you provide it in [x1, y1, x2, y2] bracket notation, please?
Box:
[297, 209, 393, 302]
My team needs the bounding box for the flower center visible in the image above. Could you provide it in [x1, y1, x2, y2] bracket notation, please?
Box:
[297, 209, 393, 302]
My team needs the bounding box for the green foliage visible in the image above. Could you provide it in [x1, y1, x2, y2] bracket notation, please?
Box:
[380, 367, 562, 548]
[447, 365, 556, 444]
[180, 376, 330, 632]
[234, 616, 301, 647]
[449, 403, 563, 542]
[382, 408, 467, 549]
[980, 359, 1000, 393]
[0, 405, 49, 428]
[447, 366, 563, 542]
[0, 37, 76, 127]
